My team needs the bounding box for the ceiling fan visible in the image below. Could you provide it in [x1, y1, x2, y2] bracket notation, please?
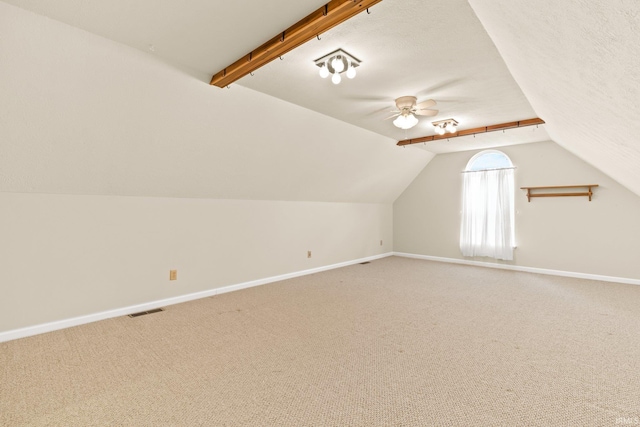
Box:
[387, 96, 438, 130]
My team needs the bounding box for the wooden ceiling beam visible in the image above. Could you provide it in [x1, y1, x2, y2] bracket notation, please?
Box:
[396, 118, 545, 146]
[210, 0, 383, 88]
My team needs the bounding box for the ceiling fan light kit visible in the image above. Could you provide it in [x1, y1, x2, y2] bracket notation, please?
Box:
[390, 96, 439, 130]
[432, 118, 459, 135]
[314, 49, 361, 84]
[393, 114, 419, 129]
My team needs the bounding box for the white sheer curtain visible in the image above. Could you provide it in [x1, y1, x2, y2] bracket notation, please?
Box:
[460, 168, 515, 261]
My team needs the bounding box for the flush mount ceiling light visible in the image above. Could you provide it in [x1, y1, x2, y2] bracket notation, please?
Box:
[314, 49, 361, 85]
[432, 118, 459, 135]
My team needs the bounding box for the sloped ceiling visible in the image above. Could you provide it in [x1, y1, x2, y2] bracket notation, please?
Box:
[468, 0, 640, 197]
[236, 0, 539, 144]
[0, 0, 328, 75]
[0, 2, 429, 203]
[1, 0, 543, 153]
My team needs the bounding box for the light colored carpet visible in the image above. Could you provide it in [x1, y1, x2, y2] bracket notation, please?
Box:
[2, 256, 640, 426]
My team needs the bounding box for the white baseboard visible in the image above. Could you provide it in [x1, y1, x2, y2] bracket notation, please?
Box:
[0, 252, 393, 343]
[393, 252, 640, 286]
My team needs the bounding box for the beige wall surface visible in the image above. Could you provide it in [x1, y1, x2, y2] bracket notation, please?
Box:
[0, 193, 391, 332]
[0, 2, 397, 334]
[394, 141, 640, 279]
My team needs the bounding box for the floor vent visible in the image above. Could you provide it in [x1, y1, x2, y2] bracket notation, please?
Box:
[359, 261, 371, 265]
[128, 308, 164, 318]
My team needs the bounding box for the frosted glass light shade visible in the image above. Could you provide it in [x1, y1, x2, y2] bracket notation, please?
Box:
[346, 65, 356, 79]
[332, 56, 345, 73]
[319, 63, 329, 78]
[393, 114, 418, 130]
[405, 114, 418, 128]
[331, 72, 341, 84]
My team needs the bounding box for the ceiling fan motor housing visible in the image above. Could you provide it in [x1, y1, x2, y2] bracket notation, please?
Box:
[395, 96, 417, 110]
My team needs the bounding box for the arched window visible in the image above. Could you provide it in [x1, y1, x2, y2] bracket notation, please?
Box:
[459, 150, 515, 261]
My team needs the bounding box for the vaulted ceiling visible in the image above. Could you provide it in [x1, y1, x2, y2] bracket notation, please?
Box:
[2, 0, 638, 199]
[468, 0, 640, 198]
[1, 0, 544, 149]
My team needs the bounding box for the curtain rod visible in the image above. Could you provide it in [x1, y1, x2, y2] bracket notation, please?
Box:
[461, 166, 516, 174]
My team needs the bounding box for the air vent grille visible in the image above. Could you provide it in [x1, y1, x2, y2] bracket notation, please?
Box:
[128, 308, 164, 318]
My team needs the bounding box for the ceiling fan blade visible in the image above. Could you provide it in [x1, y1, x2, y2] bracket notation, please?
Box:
[366, 106, 395, 117]
[384, 113, 401, 120]
[416, 99, 436, 109]
[415, 109, 438, 117]
[344, 95, 389, 102]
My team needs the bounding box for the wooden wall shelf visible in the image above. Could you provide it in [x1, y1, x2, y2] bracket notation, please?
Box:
[520, 185, 599, 202]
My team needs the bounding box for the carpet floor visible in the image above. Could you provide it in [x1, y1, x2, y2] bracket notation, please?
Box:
[2, 256, 640, 426]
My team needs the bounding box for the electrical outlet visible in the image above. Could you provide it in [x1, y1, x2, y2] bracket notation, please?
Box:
[169, 270, 177, 281]
[307, 251, 312, 258]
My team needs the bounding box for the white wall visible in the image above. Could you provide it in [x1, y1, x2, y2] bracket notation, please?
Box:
[0, 3, 405, 335]
[0, 192, 391, 332]
[394, 141, 640, 279]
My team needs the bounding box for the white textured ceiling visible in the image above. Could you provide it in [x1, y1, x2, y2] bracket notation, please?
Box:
[468, 0, 640, 197]
[237, 0, 539, 146]
[2, 0, 545, 154]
